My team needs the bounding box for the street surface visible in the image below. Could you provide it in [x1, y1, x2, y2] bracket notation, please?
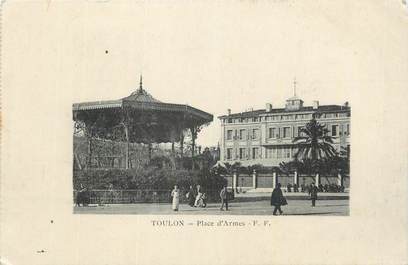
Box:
[74, 199, 349, 216]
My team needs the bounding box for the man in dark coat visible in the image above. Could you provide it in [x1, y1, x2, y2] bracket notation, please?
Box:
[271, 183, 286, 215]
[220, 185, 228, 211]
[187, 185, 196, 207]
[310, 183, 318, 207]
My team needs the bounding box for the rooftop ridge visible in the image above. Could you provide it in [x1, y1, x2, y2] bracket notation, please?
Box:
[218, 104, 350, 119]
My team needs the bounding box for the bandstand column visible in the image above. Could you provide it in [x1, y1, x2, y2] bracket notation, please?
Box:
[180, 132, 184, 158]
[124, 123, 130, 169]
[170, 128, 176, 169]
[191, 127, 196, 157]
[170, 126, 176, 156]
[190, 127, 196, 170]
[84, 125, 93, 169]
[315, 173, 320, 185]
[87, 136, 92, 169]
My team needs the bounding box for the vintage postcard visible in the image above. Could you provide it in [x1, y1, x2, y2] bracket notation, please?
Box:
[1, 1, 407, 265]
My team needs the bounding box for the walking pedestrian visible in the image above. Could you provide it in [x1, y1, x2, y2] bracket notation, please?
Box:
[186, 185, 196, 207]
[310, 183, 318, 207]
[271, 183, 287, 215]
[171, 185, 180, 211]
[194, 185, 202, 207]
[220, 185, 228, 211]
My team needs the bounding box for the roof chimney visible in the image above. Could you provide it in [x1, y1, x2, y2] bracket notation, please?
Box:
[266, 103, 272, 112]
[227, 109, 231, 115]
[344, 101, 349, 107]
[313, 100, 319, 109]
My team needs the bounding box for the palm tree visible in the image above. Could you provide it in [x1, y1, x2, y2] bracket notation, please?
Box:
[293, 118, 337, 162]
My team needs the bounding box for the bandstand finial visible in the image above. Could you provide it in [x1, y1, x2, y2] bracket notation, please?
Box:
[139, 74, 143, 91]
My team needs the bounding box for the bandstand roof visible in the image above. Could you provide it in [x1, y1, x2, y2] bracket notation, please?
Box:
[72, 78, 213, 122]
[72, 77, 213, 144]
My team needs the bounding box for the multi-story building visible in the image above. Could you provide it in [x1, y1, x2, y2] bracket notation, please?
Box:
[218, 96, 350, 167]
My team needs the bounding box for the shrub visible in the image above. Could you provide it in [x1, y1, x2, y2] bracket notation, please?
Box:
[73, 167, 226, 192]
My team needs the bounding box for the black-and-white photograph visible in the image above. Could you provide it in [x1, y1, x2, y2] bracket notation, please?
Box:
[73, 76, 350, 215]
[4, 1, 408, 265]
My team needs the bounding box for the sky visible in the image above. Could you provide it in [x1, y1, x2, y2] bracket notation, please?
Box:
[6, 1, 407, 147]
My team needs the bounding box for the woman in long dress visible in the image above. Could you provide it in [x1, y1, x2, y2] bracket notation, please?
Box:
[171, 185, 180, 211]
[194, 184, 202, 207]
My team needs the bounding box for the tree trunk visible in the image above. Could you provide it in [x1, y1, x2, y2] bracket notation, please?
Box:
[171, 141, 176, 169]
[180, 133, 184, 158]
[148, 142, 152, 162]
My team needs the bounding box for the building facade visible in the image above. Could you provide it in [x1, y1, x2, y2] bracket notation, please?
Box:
[218, 96, 350, 167]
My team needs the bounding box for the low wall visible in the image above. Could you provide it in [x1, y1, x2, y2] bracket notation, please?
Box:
[221, 174, 350, 189]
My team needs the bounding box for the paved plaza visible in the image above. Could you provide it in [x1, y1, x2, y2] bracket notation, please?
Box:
[74, 199, 349, 216]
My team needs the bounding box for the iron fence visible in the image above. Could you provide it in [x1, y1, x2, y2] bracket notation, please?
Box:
[73, 189, 226, 204]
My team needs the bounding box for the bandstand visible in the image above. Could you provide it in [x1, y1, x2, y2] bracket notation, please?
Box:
[73, 76, 213, 169]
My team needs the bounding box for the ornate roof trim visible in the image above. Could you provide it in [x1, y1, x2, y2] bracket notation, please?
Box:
[72, 100, 123, 111]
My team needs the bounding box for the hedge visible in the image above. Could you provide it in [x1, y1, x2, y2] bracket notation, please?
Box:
[73, 168, 226, 192]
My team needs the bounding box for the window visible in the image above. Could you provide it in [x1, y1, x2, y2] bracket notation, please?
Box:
[239, 129, 246, 140]
[272, 148, 277, 158]
[283, 127, 291, 138]
[252, 128, 259, 139]
[266, 147, 277, 158]
[277, 148, 282, 158]
[283, 147, 291, 158]
[226, 130, 233, 140]
[239, 148, 246, 159]
[252, 147, 259, 159]
[346, 124, 350, 135]
[269, 127, 277, 138]
[226, 148, 233, 160]
[331, 125, 338, 136]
